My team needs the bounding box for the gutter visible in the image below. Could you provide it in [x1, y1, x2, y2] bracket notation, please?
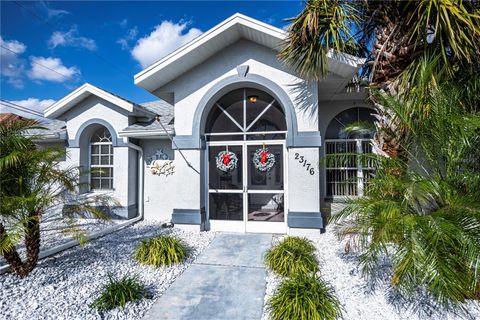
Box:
[0, 140, 145, 275]
[118, 129, 174, 138]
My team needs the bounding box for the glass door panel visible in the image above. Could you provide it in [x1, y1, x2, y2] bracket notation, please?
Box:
[208, 144, 244, 223]
[247, 193, 284, 222]
[209, 193, 243, 221]
[208, 145, 242, 190]
[246, 144, 283, 191]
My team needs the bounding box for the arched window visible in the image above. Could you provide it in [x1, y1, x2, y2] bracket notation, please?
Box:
[325, 107, 376, 197]
[205, 88, 287, 141]
[89, 127, 113, 190]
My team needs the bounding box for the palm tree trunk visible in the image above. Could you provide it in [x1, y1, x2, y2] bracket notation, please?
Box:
[0, 223, 25, 273]
[0, 211, 41, 277]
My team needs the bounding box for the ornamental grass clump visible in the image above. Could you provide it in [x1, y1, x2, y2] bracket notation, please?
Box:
[90, 274, 146, 311]
[134, 234, 187, 267]
[269, 273, 343, 320]
[265, 236, 318, 277]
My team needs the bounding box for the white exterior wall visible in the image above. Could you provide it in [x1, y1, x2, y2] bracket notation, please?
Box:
[288, 148, 320, 213]
[58, 96, 137, 218]
[59, 96, 130, 141]
[160, 40, 319, 134]
[156, 39, 322, 224]
[140, 139, 176, 220]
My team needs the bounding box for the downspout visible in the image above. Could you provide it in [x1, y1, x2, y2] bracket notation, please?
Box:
[126, 141, 144, 220]
[1, 139, 145, 275]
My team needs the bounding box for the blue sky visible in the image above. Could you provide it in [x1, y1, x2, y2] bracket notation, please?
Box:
[1, 1, 303, 113]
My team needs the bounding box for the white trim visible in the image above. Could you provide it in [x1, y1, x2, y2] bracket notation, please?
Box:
[118, 129, 173, 138]
[206, 139, 287, 233]
[205, 131, 287, 136]
[134, 13, 365, 92]
[44, 83, 137, 118]
[89, 129, 114, 191]
[134, 13, 285, 86]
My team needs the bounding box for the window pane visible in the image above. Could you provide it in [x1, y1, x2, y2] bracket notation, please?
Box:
[325, 107, 376, 139]
[100, 179, 112, 189]
[247, 103, 286, 132]
[101, 145, 110, 154]
[101, 156, 110, 165]
[247, 145, 283, 190]
[248, 193, 284, 222]
[209, 193, 243, 220]
[205, 88, 244, 133]
[91, 179, 100, 189]
[91, 155, 100, 165]
[91, 170, 101, 178]
[91, 145, 100, 154]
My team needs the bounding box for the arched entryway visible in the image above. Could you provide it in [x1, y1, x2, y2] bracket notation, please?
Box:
[205, 88, 287, 233]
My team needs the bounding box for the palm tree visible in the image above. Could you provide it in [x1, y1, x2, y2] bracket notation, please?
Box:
[280, 0, 480, 157]
[331, 70, 480, 306]
[0, 119, 116, 277]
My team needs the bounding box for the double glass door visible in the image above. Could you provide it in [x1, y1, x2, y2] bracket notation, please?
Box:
[207, 141, 286, 233]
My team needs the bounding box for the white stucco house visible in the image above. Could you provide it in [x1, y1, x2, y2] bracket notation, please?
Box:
[39, 13, 375, 234]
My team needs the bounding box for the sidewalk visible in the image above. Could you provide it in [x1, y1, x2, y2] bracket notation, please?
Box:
[142, 232, 272, 320]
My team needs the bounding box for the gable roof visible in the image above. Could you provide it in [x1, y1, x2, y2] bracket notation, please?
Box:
[0, 111, 67, 141]
[44, 83, 154, 119]
[134, 13, 365, 93]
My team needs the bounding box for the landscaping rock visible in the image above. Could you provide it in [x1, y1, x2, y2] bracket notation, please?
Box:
[0, 220, 215, 320]
[261, 229, 480, 320]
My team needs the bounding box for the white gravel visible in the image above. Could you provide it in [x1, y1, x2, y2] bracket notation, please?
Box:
[0, 220, 215, 320]
[262, 229, 480, 320]
[0, 208, 122, 266]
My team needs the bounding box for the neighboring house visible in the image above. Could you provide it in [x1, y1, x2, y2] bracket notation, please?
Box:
[36, 13, 375, 234]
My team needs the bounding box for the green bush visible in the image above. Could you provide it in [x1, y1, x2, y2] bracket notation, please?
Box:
[134, 234, 187, 267]
[265, 236, 318, 277]
[90, 274, 146, 311]
[268, 273, 342, 320]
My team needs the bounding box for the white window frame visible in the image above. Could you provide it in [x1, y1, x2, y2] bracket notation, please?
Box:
[325, 138, 375, 197]
[89, 128, 114, 191]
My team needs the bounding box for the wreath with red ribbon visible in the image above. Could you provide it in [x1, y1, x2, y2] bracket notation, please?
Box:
[253, 147, 275, 172]
[215, 150, 238, 172]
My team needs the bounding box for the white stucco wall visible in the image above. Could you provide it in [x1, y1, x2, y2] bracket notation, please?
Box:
[147, 39, 325, 227]
[140, 139, 176, 220]
[57, 95, 137, 218]
[159, 39, 319, 135]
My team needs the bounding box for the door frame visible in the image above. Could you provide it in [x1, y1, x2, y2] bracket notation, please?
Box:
[205, 139, 288, 233]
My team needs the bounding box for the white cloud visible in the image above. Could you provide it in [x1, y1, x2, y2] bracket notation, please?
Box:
[48, 26, 97, 51]
[131, 21, 202, 68]
[117, 26, 138, 50]
[8, 98, 56, 111]
[37, 1, 70, 19]
[0, 36, 27, 88]
[27, 56, 80, 82]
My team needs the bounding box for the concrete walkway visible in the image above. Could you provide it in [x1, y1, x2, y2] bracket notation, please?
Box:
[143, 233, 272, 320]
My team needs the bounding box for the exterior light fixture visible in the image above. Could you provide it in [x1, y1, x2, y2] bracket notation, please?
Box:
[248, 95, 258, 103]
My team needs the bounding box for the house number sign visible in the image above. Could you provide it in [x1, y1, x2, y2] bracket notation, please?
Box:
[294, 153, 315, 175]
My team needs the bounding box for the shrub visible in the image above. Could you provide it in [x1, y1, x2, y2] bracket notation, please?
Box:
[90, 274, 145, 311]
[134, 234, 187, 267]
[265, 236, 317, 277]
[268, 273, 342, 320]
